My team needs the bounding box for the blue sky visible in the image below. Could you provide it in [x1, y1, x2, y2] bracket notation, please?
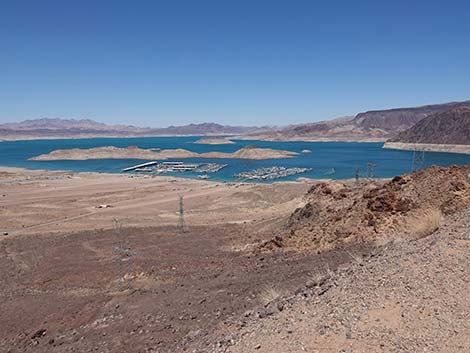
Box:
[1, 0, 469, 127]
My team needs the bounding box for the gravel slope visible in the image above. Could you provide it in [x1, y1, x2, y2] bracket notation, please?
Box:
[190, 207, 470, 353]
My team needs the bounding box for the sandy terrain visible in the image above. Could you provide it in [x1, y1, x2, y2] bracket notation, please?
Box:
[30, 145, 298, 161]
[0, 167, 308, 236]
[194, 137, 235, 144]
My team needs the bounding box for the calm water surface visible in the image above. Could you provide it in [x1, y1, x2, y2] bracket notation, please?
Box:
[1, 136, 470, 182]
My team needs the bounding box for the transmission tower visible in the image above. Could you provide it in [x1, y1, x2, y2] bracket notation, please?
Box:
[412, 150, 425, 172]
[355, 167, 361, 184]
[113, 245, 137, 290]
[178, 195, 186, 233]
[111, 218, 137, 290]
[366, 162, 376, 179]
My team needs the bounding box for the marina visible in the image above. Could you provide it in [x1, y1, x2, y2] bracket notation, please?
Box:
[235, 166, 312, 181]
[122, 161, 159, 172]
[123, 161, 228, 175]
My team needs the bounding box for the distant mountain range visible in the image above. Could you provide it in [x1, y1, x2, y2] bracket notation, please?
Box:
[2, 100, 470, 141]
[0, 119, 266, 140]
[243, 100, 470, 141]
[389, 107, 470, 145]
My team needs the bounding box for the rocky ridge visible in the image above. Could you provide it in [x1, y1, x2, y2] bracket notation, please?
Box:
[262, 165, 470, 253]
[388, 107, 470, 145]
[242, 100, 470, 141]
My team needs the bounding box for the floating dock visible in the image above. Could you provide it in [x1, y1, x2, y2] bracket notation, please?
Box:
[122, 161, 159, 172]
[122, 161, 227, 175]
[235, 166, 312, 180]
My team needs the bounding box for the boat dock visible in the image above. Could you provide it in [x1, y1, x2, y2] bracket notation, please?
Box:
[122, 161, 159, 172]
[122, 161, 227, 175]
[235, 166, 312, 180]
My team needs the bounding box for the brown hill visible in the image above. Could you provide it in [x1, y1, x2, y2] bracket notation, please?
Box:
[243, 100, 470, 141]
[0, 118, 263, 140]
[389, 107, 470, 145]
[262, 165, 470, 253]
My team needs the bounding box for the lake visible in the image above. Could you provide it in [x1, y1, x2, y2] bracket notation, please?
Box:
[1, 136, 470, 182]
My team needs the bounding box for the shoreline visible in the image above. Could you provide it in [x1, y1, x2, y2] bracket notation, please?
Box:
[235, 135, 387, 143]
[0, 134, 385, 143]
[0, 166, 390, 186]
[0, 133, 242, 142]
[383, 142, 470, 154]
[0, 166, 314, 185]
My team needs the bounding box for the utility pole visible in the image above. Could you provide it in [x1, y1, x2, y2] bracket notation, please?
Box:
[412, 149, 425, 172]
[113, 246, 136, 290]
[366, 162, 376, 179]
[112, 218, 136, 291]
[355, 167, 361, 184]
[178, 195, 186, 234]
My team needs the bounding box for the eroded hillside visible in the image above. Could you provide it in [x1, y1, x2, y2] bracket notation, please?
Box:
[263, 165, 470, 253]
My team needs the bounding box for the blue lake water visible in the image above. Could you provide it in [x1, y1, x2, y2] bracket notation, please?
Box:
[1, 136, 470, 182]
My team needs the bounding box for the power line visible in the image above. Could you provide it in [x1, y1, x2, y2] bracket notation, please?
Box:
[412, 149, 425, 172]
[178, 195, 186, 234]
[113, 245, 137, 290]
[366, 162, 376, 179]
[112, 217, 136, 291]
[355, 167, 361, 184]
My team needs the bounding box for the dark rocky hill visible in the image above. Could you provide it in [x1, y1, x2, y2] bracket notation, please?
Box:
[260, 165, 470, 254]
[389, 107, 470, 145]
[353, 101, 470, 131]
[244, 100, 470, 141]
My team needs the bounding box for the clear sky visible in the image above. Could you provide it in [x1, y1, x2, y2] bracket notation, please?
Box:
[1, 0, 470, 127]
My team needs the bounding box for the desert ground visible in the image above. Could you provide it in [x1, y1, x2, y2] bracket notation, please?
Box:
[0, 167, 366, 353]
[0, 167, 310, 237]
[218, 207, 470, 353]
[2, 166, 470, 353]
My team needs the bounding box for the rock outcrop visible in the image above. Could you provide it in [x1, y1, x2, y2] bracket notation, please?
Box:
[264, 165, 470, 253]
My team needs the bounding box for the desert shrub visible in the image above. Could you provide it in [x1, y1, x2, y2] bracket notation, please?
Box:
[406, 208, 443, 239]
[258, 285, 287, 305]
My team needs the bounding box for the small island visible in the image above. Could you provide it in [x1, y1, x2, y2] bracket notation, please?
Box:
[194, 137, 235, 145]
[29, 145, 298, 161]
